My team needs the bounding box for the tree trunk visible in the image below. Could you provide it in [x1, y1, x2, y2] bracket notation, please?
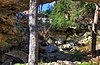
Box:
[92, 4, 99, 57]
[28, 0, 38, 65]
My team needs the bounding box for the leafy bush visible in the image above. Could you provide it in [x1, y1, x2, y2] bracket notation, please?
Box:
[78, 62, 90, 65]
[50, 0, 74, 29]
[50, 0, 95, 29]
[15, 63, 27, 65]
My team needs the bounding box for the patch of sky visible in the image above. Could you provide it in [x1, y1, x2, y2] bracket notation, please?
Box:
[38, 3, 53, 12]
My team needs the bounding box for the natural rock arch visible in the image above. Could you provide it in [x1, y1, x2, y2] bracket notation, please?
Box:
[28, 0, 100, 65]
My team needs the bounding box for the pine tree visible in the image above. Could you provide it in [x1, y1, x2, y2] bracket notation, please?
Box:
[50, 0, 95, 29]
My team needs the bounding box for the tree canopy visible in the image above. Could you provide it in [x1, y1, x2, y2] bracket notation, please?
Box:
[50, 0, 95, 29]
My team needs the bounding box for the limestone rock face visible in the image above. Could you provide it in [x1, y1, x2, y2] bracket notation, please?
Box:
[0, 0, 55, 6]
[0, 0, 28, 7]
[0, 2, 30, 62]
[0, 34, 3, 42]
[0, 15, 17, 51]
[96, 44, 100, 50]
[0, 0, 30, 52]
[38, 0, 56, 4]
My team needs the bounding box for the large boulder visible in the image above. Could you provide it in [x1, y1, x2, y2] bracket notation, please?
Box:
[5, 50, 28, 63]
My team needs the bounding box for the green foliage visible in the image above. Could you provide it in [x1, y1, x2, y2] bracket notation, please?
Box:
[50, 0, 95, 29]
[15, 63, 27, 65]
[78, 62, 90, 65]
[50, 0, 74, 29]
